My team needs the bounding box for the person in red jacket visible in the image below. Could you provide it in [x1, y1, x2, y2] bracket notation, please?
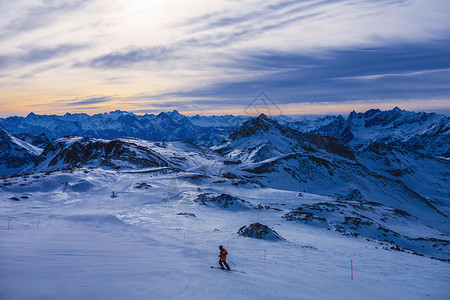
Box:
[218, 245, 231, 270]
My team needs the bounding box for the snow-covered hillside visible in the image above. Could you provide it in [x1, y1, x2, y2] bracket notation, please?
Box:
[356, 141, 450, 214]
[212, 114, 355, 162]
[309, 107, 449, 157]
[0, 108, 449, 299]
[1, 165, 449, 299]
[0, 125, 42, 175]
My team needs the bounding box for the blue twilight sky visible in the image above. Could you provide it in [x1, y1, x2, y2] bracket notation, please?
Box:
[0, 0, 449, 116]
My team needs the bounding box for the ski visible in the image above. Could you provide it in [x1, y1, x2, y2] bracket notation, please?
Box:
[210, 266, 246, 274]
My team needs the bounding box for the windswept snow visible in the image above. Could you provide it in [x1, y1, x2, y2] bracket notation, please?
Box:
[1, 168, 449, 299]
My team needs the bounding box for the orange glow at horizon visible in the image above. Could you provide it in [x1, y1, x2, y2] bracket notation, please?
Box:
[1, 96, 449, 118]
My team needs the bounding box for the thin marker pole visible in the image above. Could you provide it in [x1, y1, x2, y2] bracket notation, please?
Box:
[351, 259, 353, 280]
[264, 248, 266, 261]
[37, 217, 40, 229]
[8, 220, 10, 230]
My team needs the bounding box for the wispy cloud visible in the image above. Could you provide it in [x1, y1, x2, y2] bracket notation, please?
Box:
[89, 46, 171, 68]
[0, 44, 87, 70]
[21, 44, 87, 63]
[1, 0, 92, 40]
[51, 96, 114, 107]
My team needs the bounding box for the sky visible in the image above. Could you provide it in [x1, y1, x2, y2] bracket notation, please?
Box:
[1, 0, 450, 116]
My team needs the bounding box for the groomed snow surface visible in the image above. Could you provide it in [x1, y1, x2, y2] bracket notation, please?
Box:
[1, 169, 449, 299]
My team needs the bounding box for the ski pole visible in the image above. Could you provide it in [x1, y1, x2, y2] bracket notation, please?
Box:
[227, 258, 236, 266]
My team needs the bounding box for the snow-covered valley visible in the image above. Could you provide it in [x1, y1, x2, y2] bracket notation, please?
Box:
[1, 168, 449, 299]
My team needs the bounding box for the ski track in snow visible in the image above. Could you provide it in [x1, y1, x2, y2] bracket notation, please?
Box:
[1, 169, 449, 300]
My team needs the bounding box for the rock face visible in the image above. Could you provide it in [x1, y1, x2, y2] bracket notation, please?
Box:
[213, 114, 355, 162]
[13, 133, 50, 148]
[0, 125, 41, 175]
[196, 193, 252, 211]
[237, 223, 284, 241]
[21, 136, 169, 173]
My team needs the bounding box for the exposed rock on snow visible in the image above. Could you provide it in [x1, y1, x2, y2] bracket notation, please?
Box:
[238, 223, 285, 241]
[177, 212, 197, 217]
[0, 125, 41, 175]
[195, 193, 252, 210]
[134, 182, 152, 189]
[283, 208, 327, 223]
[283, 198, 449, 261]
[22, 137, 170, 173]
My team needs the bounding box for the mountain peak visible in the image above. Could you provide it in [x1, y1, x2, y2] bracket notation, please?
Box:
[108, 110, 131, 116]
[256, 113, 268, 119]
[392, 106, 402, 113]
[228, 114, 281, 140]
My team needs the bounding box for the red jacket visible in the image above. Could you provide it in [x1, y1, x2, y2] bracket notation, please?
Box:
[219, 249, 228, 261]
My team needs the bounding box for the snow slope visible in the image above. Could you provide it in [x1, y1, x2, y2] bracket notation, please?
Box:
[357, 141, 450, 214]
[0, 126, 42, 176]
[1, 168, 449, 299]
[1, 110, 449, 299]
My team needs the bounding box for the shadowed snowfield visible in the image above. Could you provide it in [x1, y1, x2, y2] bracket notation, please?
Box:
[1, 168, 448, 299]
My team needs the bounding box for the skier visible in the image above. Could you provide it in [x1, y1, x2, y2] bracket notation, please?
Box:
[218, 245, 231, 270]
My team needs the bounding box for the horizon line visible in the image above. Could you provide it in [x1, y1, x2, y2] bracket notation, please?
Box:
[1, 105, 449, 119]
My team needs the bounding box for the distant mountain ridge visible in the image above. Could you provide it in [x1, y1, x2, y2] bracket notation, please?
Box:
[1, 107, 447, 157]
[309, 107, 449, 157]
[0, 110, 246, 148]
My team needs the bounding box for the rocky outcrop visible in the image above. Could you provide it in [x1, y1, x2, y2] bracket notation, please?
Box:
[238, 223, 284, 241]
[196, 193, 252, 210]
[23, 137, 169, 173]
[0, 126, 40, 175]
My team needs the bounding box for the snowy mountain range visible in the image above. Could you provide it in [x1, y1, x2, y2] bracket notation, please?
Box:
[1, 107, 449, 263]
[0, 110, 246, 148]
[1, 107, 448, 157]
[1, 107, 449, 299]
[310, 107, 449, 157]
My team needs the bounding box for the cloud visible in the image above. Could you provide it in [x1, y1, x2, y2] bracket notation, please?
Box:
[1, 0, 92, 40]
[0, 44, 87, 71]
[151, 38, 450, 104]
[21, 44, 87, 63]
[89, 46, 171, 68]
[52, 96, 113, 107]
[2, 0, 450, 115]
